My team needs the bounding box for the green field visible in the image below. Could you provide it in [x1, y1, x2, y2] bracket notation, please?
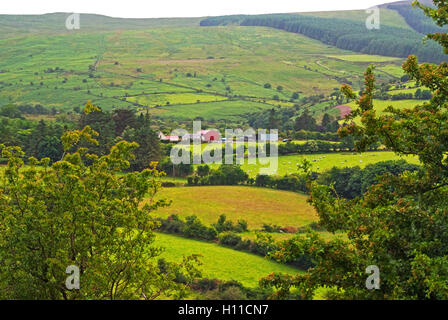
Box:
[0, 18, 406, 120]
[155, 232, 301, 288]
[345, 99, 428, 125]
[201, 151, 419, 177]
[326, 54, 401, 63]
[348, 99, 424, 114]
[151, 100, 275, 121]
[154, 186, 317, 229]
[302, 8, 413, 30]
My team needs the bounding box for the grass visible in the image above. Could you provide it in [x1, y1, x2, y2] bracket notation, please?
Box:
[302, 8, 413, 30]
[150, 99, 275, 121]
[345, 99, 428, 125]
[326, 54, 401, 63]
[0, 23, 404, 119]
[154, 186, 317, 229]
[127, 92, 228, 107]
[240, 230, 347, 242]
[155, 232, 301, 288]
[202, 151, 419, 177]
[347, 99, 424, 115]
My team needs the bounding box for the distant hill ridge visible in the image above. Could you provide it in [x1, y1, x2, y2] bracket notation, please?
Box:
[199, 1, 446, 64]
[0, 0, 446, 64]
[0, 12, 201, 34]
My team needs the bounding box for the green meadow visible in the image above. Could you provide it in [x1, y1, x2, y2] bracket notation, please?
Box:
[0, 23, 406, 120]
[200, 151, 420, 177]
[154, 185, 317, 229]
[302, 8, 413, 30]
[155, 232, 301, 288]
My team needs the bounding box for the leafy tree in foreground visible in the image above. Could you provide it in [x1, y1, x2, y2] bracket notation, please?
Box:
[0, 126, 200, 299]
[260, 1, 448, 299]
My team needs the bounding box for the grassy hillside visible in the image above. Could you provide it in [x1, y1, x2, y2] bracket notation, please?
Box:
[154, 186, 317, 229]
[155, 232, 300, 287]
[302, 8, 413, 29]
[200, 12, 445, 63]
[200, 151, 420, 177]
[0, 19, 405, 120]
[0, 13, 201, 37]
[346, 99, 428, 124]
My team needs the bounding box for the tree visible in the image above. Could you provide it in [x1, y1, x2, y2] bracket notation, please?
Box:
[294, 108, 317, 132]
[0, 104, 22, 119]
[260, 1, 448, 300]
[267, 108, 280, 129]
[197, 164, 210, 177]
[0, 127, 200, 299]
[113, 109, 137, 136]
[321, 113, 339, 132]
[79, 104, 116, 157]
[36, 135, 63, 163]
[124, 112, 161, 171]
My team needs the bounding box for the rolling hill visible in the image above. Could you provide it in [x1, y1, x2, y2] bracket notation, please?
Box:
[0, 0, 441, 123]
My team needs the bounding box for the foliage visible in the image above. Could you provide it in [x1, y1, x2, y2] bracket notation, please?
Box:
[158, 214, 217, 241]
[389, 1, 448, 34]
[188, 165, 248, 186]
[218, 232, 244, 247]
[201, 12, 446, 63]
[260, 1, 448, 300]
[183, 216, 218, 241]
[0, 128, 199, 299]
[317, 160, 421, 199]
[0, 104, 22, 119]
[255, 173, 309, 193]
[213, 214, 249, 233]
[155, 232, 300, 288]
[192, 278, 274, 300]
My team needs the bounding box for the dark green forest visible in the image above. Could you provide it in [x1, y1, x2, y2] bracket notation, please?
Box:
[387, 2, 448, 34]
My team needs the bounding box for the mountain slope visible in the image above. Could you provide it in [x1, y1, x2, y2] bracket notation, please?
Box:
[384, 0, 448, 34]
[200, 12, 445, 63]
[0, 13, 201, 37]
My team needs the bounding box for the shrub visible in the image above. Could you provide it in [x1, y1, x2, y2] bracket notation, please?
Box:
[161, 181, 176, 188]
[213, 215, 249, 234]
[234, 239, 252, 251]
[198, 165, 248, 186]
[235, 220, 248, 233]
[191, 278, 220, 292]
[213, 214, 234, 233]
[218, 232, 243, 247]
[197, 164, 210, 177]
[250, 232, 278, 256]
[261, 224, 281, 233]
[183, 215, 217, 240]
[159, 214, 185, 234]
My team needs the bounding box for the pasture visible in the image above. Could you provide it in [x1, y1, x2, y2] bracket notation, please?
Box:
[154, 186, 317, 229]
[302, 8, 413, 30]
[201, 151, 419, 177]
[0, 23, 405, 120]
[345, 99, 428, 125]
[155, 232, 301, 288]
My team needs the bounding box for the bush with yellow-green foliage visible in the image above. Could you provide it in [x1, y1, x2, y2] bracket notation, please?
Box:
[0, 126, 200, 300]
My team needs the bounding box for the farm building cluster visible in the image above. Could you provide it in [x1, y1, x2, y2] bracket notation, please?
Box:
[158, 131, 279, 144]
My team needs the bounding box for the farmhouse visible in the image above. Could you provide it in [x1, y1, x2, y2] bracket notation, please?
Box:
[158, 132, 180, 143]
[182, 130, 220, 143]
[197, 130, 220, 142]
